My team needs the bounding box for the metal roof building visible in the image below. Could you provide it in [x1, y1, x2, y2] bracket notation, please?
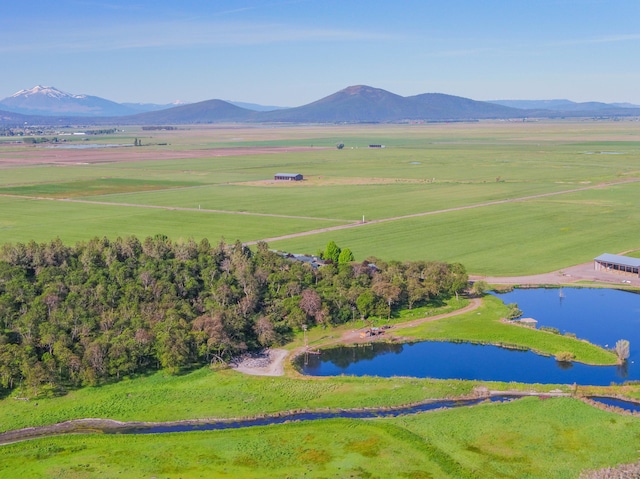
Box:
[274, 173, 303, 181]
[594, 253, 640, 277]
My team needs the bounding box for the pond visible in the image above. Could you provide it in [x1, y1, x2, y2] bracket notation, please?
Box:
[497, 288, 640, 365]
[297, 288, 640, 385]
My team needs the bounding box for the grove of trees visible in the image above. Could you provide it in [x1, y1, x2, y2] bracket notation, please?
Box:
[0, 236, 467, 396]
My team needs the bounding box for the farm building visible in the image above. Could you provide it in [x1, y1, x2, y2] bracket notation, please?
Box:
[594, 253, 640, 277]
[274, 173, 303, 181]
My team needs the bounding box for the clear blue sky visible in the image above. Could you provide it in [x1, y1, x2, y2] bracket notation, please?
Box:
[2, 0, 639, 106]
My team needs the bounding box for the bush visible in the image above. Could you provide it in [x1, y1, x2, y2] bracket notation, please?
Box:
[506, 303, 523, 319]
[555, 351, 575, 362]
[540, 326, 560, 335]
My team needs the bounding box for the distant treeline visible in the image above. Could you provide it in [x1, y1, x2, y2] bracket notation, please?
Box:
[141, 126, 177, 130]
[0, 236, 467, 396]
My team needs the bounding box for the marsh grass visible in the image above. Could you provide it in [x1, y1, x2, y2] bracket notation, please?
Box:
[0, 368, 474, 434]
[2, 398, 640, 478]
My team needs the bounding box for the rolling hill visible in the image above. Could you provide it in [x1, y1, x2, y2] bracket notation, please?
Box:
[2, 84, 640, 126]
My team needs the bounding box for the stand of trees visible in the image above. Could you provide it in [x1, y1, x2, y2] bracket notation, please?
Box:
[0, 236, 467, 396]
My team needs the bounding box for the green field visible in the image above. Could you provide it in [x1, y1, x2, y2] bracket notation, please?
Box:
[1, 121, 640, 275]
[2, 397, 639, 478]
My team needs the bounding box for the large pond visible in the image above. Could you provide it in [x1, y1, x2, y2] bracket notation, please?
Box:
[298, 288, 640, 385]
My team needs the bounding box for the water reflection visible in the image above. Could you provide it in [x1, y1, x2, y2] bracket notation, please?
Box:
[297, 288, 640, 385]
[297, 341, 629, 385]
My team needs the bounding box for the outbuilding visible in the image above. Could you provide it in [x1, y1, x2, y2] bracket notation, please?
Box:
[594, 253, 640, 277]
[274, 173, 303, 181]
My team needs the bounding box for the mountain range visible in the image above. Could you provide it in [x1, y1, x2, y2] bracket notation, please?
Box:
[1, 85, 639, 126]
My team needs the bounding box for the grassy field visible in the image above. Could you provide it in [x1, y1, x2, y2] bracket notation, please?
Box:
[0, 195, 342, 245]
[399, 295, 617, 365]
[270, 182, 640, 274]
[1, 121, 640, 275]
[2, 397, 639, 478]
[0, 368, 476, 434]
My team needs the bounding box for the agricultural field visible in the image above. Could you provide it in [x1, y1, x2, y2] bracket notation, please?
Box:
[1, 120, 639, 275]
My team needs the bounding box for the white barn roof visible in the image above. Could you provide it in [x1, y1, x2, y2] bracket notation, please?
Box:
[595, 253, 640, 268]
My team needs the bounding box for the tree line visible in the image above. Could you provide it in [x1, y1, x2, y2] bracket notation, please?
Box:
[0, 236, 467, 396]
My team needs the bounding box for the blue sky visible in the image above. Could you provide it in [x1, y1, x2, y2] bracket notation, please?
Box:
[2, 0, 640, 105]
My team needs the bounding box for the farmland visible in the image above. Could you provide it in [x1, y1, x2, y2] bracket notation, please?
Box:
[1, 121, 639, 276]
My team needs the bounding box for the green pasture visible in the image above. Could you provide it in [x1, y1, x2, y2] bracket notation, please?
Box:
[1, 122, 640, 275]
[2, 397, 639, 478]
[399, 295, 617, 365]
[270, 181, 640, 275]
[0, 196, 341, 245]
[80, 181, 568, 221]
[0, 178, 200, 198]
[0, 367, 475, 434]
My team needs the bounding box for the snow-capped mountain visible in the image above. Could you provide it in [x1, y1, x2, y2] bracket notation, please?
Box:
[0, 86, 138, 117]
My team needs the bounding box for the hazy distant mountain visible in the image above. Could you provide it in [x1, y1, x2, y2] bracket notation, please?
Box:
[258, 85, 417, 122]
[3, 84, 640, 125]
[126, 99, 256, 124]
[407, 92, 520, 119]
[121, 101, 189, 113]
[490, 99, 640, 111]
[0, 108, 31, 125]
[228, 101, 287, 112]
[256, 85, 523, 123]
[0, 86, 137, 117]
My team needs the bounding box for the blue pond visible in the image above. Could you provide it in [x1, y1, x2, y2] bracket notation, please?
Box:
[298, 288, 640, 385]
[496, 287, 640, 365]
[590, 397, 640, 413]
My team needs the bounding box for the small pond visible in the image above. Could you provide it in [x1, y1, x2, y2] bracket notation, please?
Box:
[497, 287, 640, 365]
[298, 288, 640, 385]
[298, 341, 629, 385]
[589, 397, 640, 413]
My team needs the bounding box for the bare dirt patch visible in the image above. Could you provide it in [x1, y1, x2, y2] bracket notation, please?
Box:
[229, 348, 289, 376]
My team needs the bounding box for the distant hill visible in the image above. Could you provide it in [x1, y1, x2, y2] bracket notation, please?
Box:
[490, 99, 640, 111]
[256, 85, 522, 123]
[258, 85, 417, 122]
[406, 92, 521, 119]
[3, 84, 640, 125]
[120, 101, 189, 113]
[0, 86, 137, 117]
[228, 101, 288, 112]
[125, 99, 256, 124]
[0, 109, 31, 126]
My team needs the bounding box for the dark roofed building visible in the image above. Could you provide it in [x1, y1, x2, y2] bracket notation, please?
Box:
[274, 173, 303, 181]
[594, 253, 640, 277]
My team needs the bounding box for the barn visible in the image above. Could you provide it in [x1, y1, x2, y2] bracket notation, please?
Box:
[274, 173, 303, 181]
[594, 253, 640, 277]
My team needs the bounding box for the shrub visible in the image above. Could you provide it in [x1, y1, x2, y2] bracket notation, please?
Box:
[540, 326, 560, 335]
[555, 351, 575, 362]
